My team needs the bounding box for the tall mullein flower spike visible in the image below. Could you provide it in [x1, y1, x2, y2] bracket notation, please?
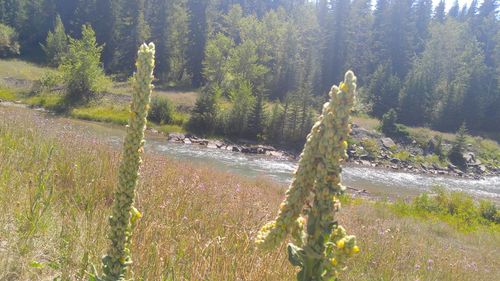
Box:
[101, 43, 155, 281]
[256, 71, 360, 280]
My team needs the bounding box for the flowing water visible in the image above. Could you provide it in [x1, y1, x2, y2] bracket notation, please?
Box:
[3, 104, 500, 201]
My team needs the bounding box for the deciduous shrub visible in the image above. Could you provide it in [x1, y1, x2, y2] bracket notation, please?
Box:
[59, 25, 108, 105]
[148, 96, 174, 124]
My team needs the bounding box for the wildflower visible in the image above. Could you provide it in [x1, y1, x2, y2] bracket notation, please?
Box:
[336, 239, 345, 249]
[352, 245, 360, 254]
[101, 43, 155, 281]
[256, 71, 360, 280]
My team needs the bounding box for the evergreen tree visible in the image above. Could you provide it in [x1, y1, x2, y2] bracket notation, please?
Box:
[164, 0, 190, 84]
[225, 79, 255, 137]
[321, 0, 351, 90]
[345, 0, 373, 83]
[448, 0, 460, 18]
[41, 15, 68, 66]
[110, 0, 150, 74]
[187, 0, 208, 87]
[433, 0, 446, 23]
[368, 64, 401, 118]
[448, 123, 468, 169]
[188, 85, 221, 134]
[247, 92, 267, 139]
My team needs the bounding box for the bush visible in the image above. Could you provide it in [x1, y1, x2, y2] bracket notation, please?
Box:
[360, 138, 379, 160]
[0, 23, 20, 56]
[402, 188, 500, 229]
[479, 200, 500, 224]
[380, 109, 410, 140]
[59, 24, 108, 105]
[148, 96, 174, 124]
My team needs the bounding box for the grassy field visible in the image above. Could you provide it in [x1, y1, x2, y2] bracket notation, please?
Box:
[0, 59, 54, 82]
[1, 106, 499, 281]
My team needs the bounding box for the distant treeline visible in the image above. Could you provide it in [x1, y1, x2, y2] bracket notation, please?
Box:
[0, 0, 499, 139]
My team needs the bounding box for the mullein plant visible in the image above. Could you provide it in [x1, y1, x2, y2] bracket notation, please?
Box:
[97, 43, 156, 281]
[256, 71, 360, 281]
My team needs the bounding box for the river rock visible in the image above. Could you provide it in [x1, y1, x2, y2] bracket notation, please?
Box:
[183, 138, 192, 144]
[478, 165, 487, 173]
[168, 132, 185, 141]
[206, 141, 218, 149]
[463, 152, 476, 163]
[390, 158, 400, 164]
[381, 137, 396, 149]
[232, 146, 240, 152]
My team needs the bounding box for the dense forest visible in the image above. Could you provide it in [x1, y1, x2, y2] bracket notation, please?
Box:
[0, 0, 499, 145]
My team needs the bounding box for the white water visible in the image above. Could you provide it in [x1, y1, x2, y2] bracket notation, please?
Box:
[136, 138, 500, 200]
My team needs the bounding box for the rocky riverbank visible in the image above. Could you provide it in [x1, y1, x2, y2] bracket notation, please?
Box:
[164, 127, 500, 180]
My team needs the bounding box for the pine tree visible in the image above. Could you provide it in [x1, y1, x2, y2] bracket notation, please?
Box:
[187, 0, 208, 87]
[448, 0, 460, 18]
[41, 15, 68, 66]
[321, 0, 351, 90]
[345, 0, 373, 83]
[110, 0, 150, 75]
[164, 0, 190, 84]
[448, 123, 468, 169]
[433, 0, 446, 23]
[247, 92, 266, 139]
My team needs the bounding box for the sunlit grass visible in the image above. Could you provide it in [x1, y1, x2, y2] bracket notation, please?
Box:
[0, 59, 56, 81]
[1, 106, 498, 280]
[0, 88, 17, 101]
[70, 105, 129, 125]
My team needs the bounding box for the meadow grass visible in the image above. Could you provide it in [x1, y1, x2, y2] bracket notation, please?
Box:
[0, 88, 17, 101]
[0, 106, 499, 280]
[0, 59, 55, 81]
[70, 105, 130, 125]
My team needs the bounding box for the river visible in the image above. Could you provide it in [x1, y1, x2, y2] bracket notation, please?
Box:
[2, 104, 500, 201]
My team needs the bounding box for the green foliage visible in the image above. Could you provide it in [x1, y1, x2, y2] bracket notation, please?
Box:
[479, 200, 500, 224]
[448, 123, 468, 169]
[0, 23, 19, 56]
[224, 79, 255, 137]
[368, 65, 401, 118]
[360, 138, 379, 160]
[41, 15, 68, 66]
[187, 86, 220, 135]
[433, 135, 445, 160]
[380, 109, 410, 140]
[247, 92, 267, 140]
[148, 96, 174, 125]
[393, 188, 500, 231]
[162, 0, 190, 84]
[59, 25, 108, 105]
[0, 87, 17, 101]
[70, 106, 129, 125]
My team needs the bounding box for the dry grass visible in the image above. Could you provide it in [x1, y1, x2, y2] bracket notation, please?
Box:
[109, 81, 199, 109]
[1, 105, 499, 281]
[352, 115, 380, 131]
